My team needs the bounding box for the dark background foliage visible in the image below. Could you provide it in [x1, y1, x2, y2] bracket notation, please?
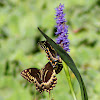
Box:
[0, 0, 100, 100]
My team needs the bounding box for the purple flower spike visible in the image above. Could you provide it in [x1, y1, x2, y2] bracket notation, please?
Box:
[55, 3, 70, 53]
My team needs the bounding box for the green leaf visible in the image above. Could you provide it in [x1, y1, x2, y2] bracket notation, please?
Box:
[38, 27, 88, 100]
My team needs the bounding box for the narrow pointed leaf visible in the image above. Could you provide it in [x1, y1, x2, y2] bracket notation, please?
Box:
[38, 27, 88, 100]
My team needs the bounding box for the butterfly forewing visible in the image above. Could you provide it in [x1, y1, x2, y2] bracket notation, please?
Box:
[42, 62, 53, 82]
[21, 68, 41, 83]
[42, 62, 57, 92]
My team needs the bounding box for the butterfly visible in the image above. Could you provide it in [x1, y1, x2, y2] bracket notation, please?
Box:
[38, 41, 63, 74]
[21, 62, 57, 94]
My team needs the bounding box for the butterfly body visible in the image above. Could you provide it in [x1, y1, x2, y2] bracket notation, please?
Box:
[21, 62, 57, 93]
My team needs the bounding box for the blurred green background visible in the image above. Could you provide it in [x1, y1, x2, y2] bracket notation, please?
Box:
[0, 0, 100, 100]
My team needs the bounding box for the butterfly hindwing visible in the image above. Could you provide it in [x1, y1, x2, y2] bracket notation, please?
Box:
[54, 63, 63, 74]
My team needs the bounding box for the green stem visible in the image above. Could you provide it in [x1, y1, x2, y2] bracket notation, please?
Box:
[47, 93, 50, 100]
[34, 88, 36, 100]
[63, 61, 77, 100]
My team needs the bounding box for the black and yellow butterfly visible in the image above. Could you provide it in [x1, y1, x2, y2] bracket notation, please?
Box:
[21, 41, 62, 93]
[21, 62, 57, 94]
[38, 41, 63, 74]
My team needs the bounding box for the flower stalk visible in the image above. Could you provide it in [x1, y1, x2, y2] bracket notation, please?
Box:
[55, 4, 77, 100]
